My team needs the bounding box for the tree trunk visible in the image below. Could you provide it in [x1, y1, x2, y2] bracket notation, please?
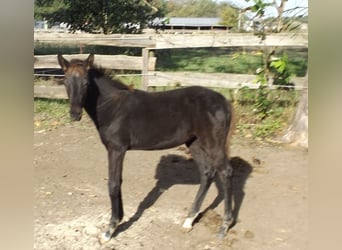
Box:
[278, 71, 308, 148]
[275, 0, 288, 32]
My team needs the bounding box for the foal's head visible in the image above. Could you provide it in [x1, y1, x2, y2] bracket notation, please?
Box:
[58, 54, 94, 121]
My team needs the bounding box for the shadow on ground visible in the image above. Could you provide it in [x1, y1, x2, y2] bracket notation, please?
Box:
[114, 154, 253, 237]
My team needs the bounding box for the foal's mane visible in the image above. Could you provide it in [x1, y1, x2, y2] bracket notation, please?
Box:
[88, 64, 132, 91]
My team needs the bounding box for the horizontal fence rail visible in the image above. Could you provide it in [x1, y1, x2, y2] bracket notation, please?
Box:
[154, 33, 308, 49]
[149, 72, 307, 89]
[34, 32, 308, 49]
[34, 54, 156, 71]
[34, 33, 156, 47]
[34, 85, 67, 99]
[34, 72, 306, 99]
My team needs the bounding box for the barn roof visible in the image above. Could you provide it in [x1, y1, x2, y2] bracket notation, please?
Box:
[166, 17, 221, 26]
[151, 17, 229, 30]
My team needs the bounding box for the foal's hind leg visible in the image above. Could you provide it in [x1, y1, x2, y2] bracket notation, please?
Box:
[217, 159, 234, 239]
[182, 167, 215, 230]
[183, 142, 215, 230]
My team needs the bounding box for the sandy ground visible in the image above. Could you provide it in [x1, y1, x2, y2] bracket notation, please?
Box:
[34, 119, 308, 250]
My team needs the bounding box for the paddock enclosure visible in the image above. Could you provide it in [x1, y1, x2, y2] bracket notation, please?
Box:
[34, 120, 308, 249]
[34, 32, 308, 249]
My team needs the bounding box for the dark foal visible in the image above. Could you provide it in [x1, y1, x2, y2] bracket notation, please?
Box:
[58, 54, 234, 243]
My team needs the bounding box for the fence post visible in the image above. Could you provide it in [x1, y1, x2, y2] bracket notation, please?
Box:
[142, 48, 149, 91]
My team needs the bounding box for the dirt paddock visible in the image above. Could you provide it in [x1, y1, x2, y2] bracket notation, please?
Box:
[34, 120, 308, 250]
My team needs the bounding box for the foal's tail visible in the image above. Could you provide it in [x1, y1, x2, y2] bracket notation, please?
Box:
[225, 101, 236, 159]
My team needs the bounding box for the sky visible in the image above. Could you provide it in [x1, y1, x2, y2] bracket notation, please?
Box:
[217, 0, 308, 18]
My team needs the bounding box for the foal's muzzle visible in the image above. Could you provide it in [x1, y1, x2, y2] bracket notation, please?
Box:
[69, 102, 83, 121]
[70, 108, 82, 121]
[70, 111, 82, 121]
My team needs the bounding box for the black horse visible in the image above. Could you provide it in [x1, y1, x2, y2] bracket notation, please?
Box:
[58, 54, 235, 243]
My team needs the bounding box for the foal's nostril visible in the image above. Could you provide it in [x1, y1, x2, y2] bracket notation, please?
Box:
[70, 111, 82, 121]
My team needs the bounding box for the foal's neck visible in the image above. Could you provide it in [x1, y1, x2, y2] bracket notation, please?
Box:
[83, 69, 133, 129]
[83, 81, 100, 128]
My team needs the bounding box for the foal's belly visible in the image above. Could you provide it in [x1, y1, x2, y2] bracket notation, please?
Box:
[129, 127, 191, 150]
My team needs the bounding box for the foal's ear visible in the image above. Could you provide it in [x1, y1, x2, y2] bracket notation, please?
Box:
[57, 54, 69, 72]
[85, 54, 94, 69]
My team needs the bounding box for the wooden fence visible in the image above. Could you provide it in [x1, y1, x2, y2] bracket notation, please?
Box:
[34, 32, 308, 48]
[34, 32, 308, 98]
[34, 54, 156, 71]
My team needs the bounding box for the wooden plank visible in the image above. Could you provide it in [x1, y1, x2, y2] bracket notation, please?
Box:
[34, 72, 307, 99]
[141, 48, 149, 90]
[149, 72, 257, 88]
[34, 85, 67, 99]
[155, 33, 308, 49]
[34, 32, 156, 47]
[148, 72, 307, 89]
[34, 54, 156, 71]
[34, 32, 307, 49]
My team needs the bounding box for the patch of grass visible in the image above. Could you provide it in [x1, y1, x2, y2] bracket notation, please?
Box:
[155, 47, 307, 76]
[233, 88, 299, 138]
[279, 48, 308, 77]
[34, 98, 70, 131]
[115, 75, 142, 89]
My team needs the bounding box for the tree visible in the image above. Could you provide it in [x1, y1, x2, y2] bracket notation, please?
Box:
[279, 71, 308, 147]
[34, 0, 166, 34]
[34, 0, 66, 20]
[219, 4, 239, 29]
[166, 0, 220, 17]
[233, 0, 308, 148]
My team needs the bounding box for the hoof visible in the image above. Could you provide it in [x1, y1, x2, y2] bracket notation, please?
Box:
[98, 230, 113, 245]
[217, 230, 226, 240]
[182, 219, 193, 232]
[217, 219, 233, 240]
[182, 212, 199, 232]
[217, 225, 228, 240]
[182, 217, 194, 230]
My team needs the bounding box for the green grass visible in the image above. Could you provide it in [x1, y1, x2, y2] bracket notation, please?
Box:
[115, 75, 142, 89]
[34, 98, 70, 131]
[233, 88, 299, 138]
[285, 49, 308, 77]
[155, 47, 307, 76]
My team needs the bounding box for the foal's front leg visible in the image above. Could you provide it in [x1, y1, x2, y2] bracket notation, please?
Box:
[100, 148, 126, 244]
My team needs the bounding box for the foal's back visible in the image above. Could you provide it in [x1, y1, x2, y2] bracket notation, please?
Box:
[121, 86, 231, 150]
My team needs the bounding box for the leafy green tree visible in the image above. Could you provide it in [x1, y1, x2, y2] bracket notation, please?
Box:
[34, 0, 166, 34]
[34, 0, 66, 20]
[219, 4, 239, 29]
[166, 0, 219, 17]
